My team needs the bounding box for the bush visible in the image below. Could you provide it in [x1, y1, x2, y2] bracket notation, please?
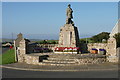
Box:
[91, 32, 110, 43]
[37, 40, 58, 44]
[114, 33, 120, 47]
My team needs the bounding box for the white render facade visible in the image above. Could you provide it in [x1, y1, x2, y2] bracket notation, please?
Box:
[110, 19, 120, 38]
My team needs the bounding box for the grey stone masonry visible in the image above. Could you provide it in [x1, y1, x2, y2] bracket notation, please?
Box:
[14, 33, 23, 47]
[58, 24, 79, 47]
[106, 38, 118, 62]
[107, 38, 117, 57]
[87, 37, 118, 62]
[17, 38, 30, 62]
[17, 53, 107, 66]
[14, 33, 23, 62]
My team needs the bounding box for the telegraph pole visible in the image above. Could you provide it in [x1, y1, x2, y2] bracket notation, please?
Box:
[12, 33, 13, 43]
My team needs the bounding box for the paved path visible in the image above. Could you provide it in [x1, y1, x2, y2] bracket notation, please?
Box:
[2, 62, 118, 71]
[1, 68, 118, 78]
[0, 47, 1, 54]
[0, 47, 9, 54]
[1, 62, 119, 78]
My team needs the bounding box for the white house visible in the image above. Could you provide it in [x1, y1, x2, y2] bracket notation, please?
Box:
[109, 19, 120, 38]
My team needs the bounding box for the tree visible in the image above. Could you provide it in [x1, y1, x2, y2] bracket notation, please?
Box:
[91, 32, 110, 43]
[38, 40, 47, 44]
[50, 41, 57, 44]
[37, 40, 58, 44]
[80, 39, 86, 43]
[80, 38, 91, 43]
[114, 33, 120, 47]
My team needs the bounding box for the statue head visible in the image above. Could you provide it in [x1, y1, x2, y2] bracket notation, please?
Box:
[68, 4, 71, 7]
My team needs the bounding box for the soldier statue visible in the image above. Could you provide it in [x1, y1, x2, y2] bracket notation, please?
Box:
[66, 4, 74, 25]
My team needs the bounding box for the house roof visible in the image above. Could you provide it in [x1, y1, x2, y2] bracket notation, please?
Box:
[110, 19, 120, 37]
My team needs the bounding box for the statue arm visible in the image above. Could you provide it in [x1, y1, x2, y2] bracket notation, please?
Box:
[66, 9, 68, 16]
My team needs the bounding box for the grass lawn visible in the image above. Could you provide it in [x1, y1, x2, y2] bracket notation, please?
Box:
[80, 38, 94, 43]
[0, 48, 16, 65]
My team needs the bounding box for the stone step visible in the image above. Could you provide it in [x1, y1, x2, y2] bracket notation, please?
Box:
[49, 54, 78, 57]
[48, 54, 106, 58]
[43, 60, 76, 63]
[47, 58, 77, 61]
[41, 62, 77, 66]
[48, 55, 79, 58]
[45, 58, 75, 61]
[47, 57, 77, 60]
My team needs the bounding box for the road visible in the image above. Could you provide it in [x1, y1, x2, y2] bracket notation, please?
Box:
[0, 47, 1, 54]
[0, 47, 9, 54]
[1, 68, 119, 78]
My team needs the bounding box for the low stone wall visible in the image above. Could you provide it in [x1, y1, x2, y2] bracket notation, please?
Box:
[28, 44, 58, 53]
[87, 43, 108, 53]
[16, 36, 118, 64]
[18, 54, 41, 65]
[87, 43, 119, 63]
[106, 47, 120, 63]
[18, 54, 107, 65]
[76, 58, 106, 65]
[24, 55, 40, 65]
[107, 56, 118, 63]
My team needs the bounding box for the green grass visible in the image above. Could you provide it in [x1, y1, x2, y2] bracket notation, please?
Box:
[36, 40, 58, 44]
[80, 38, 94, 43]
[0, 49, 16, 65]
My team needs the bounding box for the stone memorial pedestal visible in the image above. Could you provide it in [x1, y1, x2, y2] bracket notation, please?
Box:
[58, 24, 79, 47]
[54, 4, 80, 53]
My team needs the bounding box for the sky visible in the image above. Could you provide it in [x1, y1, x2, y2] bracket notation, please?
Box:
[2, 2, 118, 40]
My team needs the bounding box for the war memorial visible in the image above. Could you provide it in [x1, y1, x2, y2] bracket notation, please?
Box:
[14, 4, 119, 66]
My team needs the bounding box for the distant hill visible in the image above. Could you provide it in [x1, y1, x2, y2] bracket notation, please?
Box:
[2, 38, 13, 42]
[1, 38, 58, 42]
